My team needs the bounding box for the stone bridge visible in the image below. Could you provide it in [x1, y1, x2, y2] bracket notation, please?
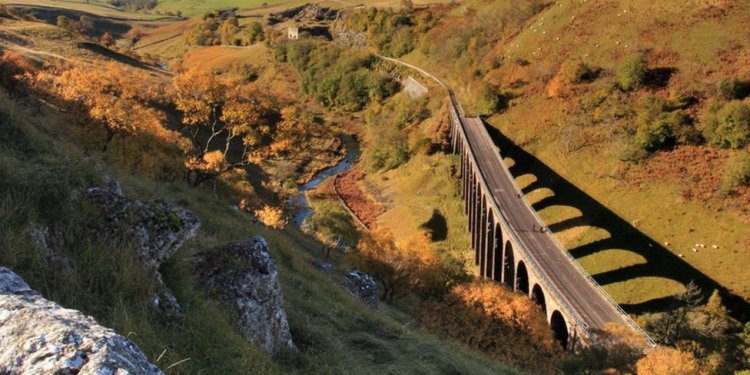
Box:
[447, 97, 653, 349]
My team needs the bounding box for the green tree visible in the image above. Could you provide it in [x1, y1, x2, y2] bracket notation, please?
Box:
[560, 60, 594, 84]
[720, 152, 750, 194]
[719, 77, 750, 100]
[246, 21, 264, 44]
[475, 82, 503, 115]
[700, 101, 750, 149]
[635, 114, 674, 152]
[618, 54, 648, 91]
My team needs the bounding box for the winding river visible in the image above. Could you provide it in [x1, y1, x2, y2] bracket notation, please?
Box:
[291, 135, 360, 226]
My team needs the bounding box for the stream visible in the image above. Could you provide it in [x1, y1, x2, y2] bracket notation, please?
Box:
[291, 136, 360, 226]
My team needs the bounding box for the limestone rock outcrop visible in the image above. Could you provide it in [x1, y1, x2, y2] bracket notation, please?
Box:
[84, 187, 200, 271]
[83, 186, 201, 318]
[0, 267, 163, 375]
[345, 270, 379, 309]
[26, 182, 201, 319]
[198, 236, 295, 354]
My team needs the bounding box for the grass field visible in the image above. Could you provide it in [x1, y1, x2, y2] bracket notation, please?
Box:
[153, 0, 289, 17]
[2, 0, 173, 20]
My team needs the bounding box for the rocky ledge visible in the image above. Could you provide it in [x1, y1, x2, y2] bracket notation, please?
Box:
[0, 267, 163, 374]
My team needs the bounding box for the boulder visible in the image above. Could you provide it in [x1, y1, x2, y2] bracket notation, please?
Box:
[0, 267, 163, 375]
[198, 236, 295, 354]
[345, 270, 379, 309]
[312, 261, 336, 274]
[84, 187, 200, 271]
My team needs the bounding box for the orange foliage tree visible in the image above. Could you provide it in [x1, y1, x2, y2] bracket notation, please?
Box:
[635, 346, 700, 375]
[355, 228, 437, 303]
[44, 62, 167, 151]
[417, 281, 562, 373]
[562, 323, 649, 374]
[268, 106, 317, 156]
[254, 205, 285, 229]
[173, 68, 272, 186]
[0, 51, 36, 97]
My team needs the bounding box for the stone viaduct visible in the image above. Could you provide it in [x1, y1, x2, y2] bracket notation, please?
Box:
[374, 54, 653, 350]
[447, 96, 653, 350]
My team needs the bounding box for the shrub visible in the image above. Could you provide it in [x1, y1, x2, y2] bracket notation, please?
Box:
[667, 110, 702, 145]
[617, 54, 647, 91]
[719, 152, 750, 195]
[0, 51, 36, 97]
[559, 60, 594, 84]
[719, 77, 750, 100]
[475, 82, 503, 115]
[619, 142, 651, 162]
[246, 21, 264, 44]
[636, 114, 674, 152]
[417, 281, 562, 372]
[635, 346, 700, 375]
[700, 101, 750, 149]
[366, 127, 409, 171]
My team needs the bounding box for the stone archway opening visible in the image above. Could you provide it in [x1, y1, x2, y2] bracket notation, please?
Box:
[516, 261, 529, 294]
[484, 211, 495, 278]
[503, 241, 514, 288]
[492, 223, 503, 281]
[531, 284, 546, 314]
[550, 310, 569, 350]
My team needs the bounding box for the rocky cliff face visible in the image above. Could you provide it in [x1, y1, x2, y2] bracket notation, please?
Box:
[198, 236, 295, 354]
[0, 267, 163, 374]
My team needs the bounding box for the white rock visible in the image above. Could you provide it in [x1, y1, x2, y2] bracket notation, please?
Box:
[0, 268, 163, 374]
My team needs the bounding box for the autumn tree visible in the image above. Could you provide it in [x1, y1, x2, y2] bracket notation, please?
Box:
[57, 15, 74, 31]
[78, 15, 94, 35]
[417, 281, 562, 373]
[641, 285, 745, 373]
[100, 32, 115, 47]
[173, 68, 271, 186]
[254, 205, 285, 229]
[635, 346, 699, 375]
[268, 106, 319, 157]
[355, 228, 437, 302]
[563, 323, 649, 374]
[45, 62, 166, 151]
[0, 51, 35, 97]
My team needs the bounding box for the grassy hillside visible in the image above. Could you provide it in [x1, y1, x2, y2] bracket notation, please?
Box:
[0, 94, 523, 374]
[374, 0, 750, 317]
[0, 9, 527, 374]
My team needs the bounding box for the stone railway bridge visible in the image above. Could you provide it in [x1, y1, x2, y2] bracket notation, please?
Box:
[447, 93, 654, 350]
[376, 55, 653, 349]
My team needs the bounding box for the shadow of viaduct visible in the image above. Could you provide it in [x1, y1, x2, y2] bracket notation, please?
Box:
[484, 126, 749, 321]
